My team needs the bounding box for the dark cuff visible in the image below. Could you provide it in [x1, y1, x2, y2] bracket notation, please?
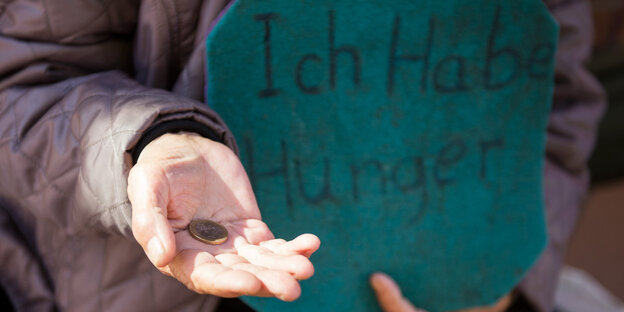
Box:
[131, 119, 221, 164]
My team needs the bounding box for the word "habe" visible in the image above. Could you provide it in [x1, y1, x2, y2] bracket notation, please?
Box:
[254, 7, 554, 98]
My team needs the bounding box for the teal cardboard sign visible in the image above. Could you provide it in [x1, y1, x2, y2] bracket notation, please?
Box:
[206, 1, 557, 311]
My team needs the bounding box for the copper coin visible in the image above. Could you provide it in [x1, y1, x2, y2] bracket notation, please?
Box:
[188, 219, 228, 245]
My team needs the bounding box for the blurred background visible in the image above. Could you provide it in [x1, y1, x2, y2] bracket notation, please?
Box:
[559, 0, 624, 309]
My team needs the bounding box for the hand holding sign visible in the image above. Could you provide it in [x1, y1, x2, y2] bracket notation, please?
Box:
[127, 132, 320, 301]
[370, 273, 514, 312]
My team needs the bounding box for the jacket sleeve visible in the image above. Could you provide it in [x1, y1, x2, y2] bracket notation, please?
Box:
[517, 1, 607, 311]
[0, 1, 237, 238]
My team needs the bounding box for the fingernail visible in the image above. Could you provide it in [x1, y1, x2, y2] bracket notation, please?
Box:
[147, 237, 164, 265]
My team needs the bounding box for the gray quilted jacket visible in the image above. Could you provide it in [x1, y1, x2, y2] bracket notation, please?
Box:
[0, 0, 605, 311]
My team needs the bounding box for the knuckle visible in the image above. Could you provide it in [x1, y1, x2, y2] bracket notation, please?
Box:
[132, 212, 152, 231]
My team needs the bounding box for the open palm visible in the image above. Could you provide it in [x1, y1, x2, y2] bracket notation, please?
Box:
[128, 132, 320, 301]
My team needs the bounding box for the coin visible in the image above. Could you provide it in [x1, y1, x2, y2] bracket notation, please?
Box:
[188, 219, 228, 245]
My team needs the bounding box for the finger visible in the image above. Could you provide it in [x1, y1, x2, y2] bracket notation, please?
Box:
[215, 254, 272, 295]
[231, 219, 275, 244]
[236, 243, 315, 280]
[128, 163, 176, 267]
[215, 254, 301, 301]
[170, 250, 262, 297]
[221, 262, 272, 297]
[255, 270, 301, 301]
[260, 234, 321, 258]
[221, 263, 302, 301]
[215, 253, 250, 266]
[370, 273, 426, 312]
[259, 239, 287, 249]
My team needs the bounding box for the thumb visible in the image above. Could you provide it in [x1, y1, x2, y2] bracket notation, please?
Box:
[370, 272, 426, 312]
[128, 163, 176, 267]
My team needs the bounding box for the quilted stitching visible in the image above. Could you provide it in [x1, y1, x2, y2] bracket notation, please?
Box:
[0, 1, 235, 310]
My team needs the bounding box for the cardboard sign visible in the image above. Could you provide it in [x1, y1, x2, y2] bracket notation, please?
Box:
[206, 1, 557, 311]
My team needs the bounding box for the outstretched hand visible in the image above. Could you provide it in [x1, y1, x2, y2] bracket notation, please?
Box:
[128, 132, 320, 301]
